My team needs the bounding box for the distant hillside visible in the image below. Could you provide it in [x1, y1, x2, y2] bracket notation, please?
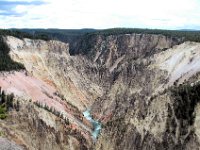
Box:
[12, 28, 97, 43]
[179, 29, 200, 31]
[10, 28, 200, 44]
[0, 29, 50, 40]
[86, 28, 200, 42]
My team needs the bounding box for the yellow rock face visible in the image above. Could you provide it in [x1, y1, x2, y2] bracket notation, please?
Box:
[5, 36, 103, 111]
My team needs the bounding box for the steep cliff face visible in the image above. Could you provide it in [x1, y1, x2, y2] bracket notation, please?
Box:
[88, 38, 200, 150]
[5, 36, 103, 111]
[1, 33, 200, 150]
[70, 33, 200, 149]
[70, 34, 182, 92]
[73, 33, 182, 118]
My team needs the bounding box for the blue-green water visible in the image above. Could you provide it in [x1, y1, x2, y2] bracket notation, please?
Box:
[83, 110, 101, 139]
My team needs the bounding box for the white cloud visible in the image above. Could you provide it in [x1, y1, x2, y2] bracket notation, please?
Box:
[0, 0, 200, 29]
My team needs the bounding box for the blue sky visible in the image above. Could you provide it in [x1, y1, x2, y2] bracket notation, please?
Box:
[0, 1, 45, 17]
[0, 0, 200, 29]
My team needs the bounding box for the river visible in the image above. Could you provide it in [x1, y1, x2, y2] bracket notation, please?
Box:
[83, 109, 101, 139]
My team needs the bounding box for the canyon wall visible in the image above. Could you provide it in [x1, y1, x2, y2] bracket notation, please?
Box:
[1, 33, 200, 149]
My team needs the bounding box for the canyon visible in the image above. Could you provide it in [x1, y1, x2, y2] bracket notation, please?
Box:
[1, 32, 200, 150]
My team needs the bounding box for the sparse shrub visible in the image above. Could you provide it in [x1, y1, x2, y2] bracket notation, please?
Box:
[0, 130, 4, 136]
[170, 82, 200, 125]
[0, 105, 7, 119]
[15, 100, 20, 111]
[64, 118, 69, 125]
[33, 101, 70, 125]
[0, 88, 16, 119]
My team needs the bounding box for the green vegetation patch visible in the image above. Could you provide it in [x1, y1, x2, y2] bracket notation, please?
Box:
[0, 29, 50, 41]
[0, 87, 15, 120]
[0, 106, 7, 120]
[0, 130, 4, 136]
[0, 105, 7, 119]
[170, 82, 200, 125]
[0, 36, 25, 71]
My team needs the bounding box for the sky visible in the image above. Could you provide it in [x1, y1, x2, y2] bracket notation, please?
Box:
[0, 0, 200, 29]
